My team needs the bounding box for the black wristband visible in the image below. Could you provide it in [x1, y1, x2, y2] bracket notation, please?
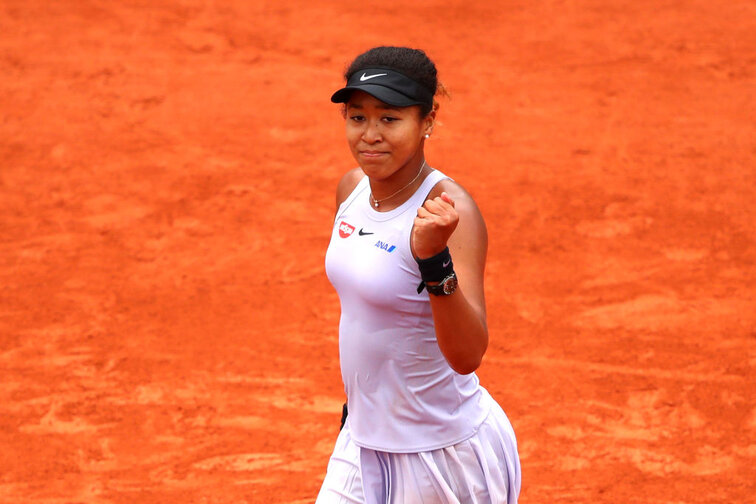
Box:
[415, 247, 454, 284]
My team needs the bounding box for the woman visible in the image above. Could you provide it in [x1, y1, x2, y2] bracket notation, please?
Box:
[318, 46, 521, 504]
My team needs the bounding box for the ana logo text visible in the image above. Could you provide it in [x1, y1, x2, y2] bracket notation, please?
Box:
[339, 221, 355, 238]
[375, 240, 396, 253]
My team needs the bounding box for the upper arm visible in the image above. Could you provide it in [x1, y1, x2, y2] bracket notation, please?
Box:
[429, 179, 489, 321]
[335, 167, 366, 214]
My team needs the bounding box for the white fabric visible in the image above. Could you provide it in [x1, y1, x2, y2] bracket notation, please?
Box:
[316, 391, 521, 504]
[320, 167, 521, 502]
[324, 169, 488, 452]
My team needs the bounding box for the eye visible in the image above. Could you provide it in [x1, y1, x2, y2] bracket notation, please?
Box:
[349, 115, 365, 122]
[382, 116, 399, 123]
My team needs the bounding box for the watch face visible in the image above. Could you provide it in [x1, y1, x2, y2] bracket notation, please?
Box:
[426, 273, 458, 296]
[442, 275, 458, 295]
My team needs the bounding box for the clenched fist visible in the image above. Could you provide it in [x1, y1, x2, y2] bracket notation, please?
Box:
[411, 192, 459, 259]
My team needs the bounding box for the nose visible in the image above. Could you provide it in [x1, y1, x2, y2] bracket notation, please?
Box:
[361, 119, 382, 144]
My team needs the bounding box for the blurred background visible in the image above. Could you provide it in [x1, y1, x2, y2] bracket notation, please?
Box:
[1, 1, 754, 502]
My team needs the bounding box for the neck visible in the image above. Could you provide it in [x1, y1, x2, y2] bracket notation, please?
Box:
[369, 160, 427, 209]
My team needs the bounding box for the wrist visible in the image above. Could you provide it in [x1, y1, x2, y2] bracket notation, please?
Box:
[414, 245, 447, 261]
[415, 247, 453, 282]
[426, 272, 458, 296]
[415, 247, 457, 295]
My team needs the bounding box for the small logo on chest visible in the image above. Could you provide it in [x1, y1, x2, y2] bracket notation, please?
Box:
[375, 240, 396, 253]
[338, 221, 355, 238]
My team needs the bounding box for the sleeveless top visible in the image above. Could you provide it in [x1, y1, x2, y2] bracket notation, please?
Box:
[324, 168, 490, 453]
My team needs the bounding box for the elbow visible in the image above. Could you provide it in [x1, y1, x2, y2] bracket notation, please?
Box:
[441, 326, 488, 375]
[449, 348, 486, 375]
[451, 359, 482, 375]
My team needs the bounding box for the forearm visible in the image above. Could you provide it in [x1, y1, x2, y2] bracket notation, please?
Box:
[412, 186, 489, 374]
[428, 286, 488, 375]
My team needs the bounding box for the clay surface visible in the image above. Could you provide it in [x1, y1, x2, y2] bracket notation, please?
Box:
[1, 1, 754, 502]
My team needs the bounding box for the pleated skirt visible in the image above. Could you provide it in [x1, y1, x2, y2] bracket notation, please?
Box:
[315, 398, 521, 504]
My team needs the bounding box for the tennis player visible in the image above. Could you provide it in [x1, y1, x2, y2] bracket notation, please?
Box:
[317, 46, 521, 504]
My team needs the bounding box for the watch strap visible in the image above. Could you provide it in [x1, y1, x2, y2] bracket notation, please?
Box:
[425, 272, 458, 296]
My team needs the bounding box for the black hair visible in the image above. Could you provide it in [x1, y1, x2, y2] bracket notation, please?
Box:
[344, 46, 440, 116]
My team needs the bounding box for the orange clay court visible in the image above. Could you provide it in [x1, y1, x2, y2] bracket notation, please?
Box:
[1, 1, 754, 503]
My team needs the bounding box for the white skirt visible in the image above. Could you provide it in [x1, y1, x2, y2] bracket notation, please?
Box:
[315, 399, 521, 504]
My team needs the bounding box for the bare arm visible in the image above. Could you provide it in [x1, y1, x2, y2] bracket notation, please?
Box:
[411, 180, 488, 375]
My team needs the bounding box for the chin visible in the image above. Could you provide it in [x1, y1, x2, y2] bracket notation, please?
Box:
[358, 159, 388, 174]
[360, 165, 395, 180]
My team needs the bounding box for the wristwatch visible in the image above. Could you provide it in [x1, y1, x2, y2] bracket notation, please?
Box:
[426, 272, 458, 296]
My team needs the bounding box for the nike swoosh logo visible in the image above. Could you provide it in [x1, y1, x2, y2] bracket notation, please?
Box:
[358, 229, 374, 236]
[360, 72, 387, 81]
[443, 259, 451, 268]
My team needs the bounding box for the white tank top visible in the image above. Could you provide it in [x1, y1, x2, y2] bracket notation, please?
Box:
[325, 169, 490, 453]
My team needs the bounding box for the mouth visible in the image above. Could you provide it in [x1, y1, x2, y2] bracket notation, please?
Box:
[359, 150, 388, 158]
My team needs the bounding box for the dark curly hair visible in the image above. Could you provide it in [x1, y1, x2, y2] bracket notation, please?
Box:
[344, 46, 440, 116]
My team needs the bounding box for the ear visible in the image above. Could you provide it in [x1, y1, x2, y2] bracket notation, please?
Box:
[424, 105, 437, 136]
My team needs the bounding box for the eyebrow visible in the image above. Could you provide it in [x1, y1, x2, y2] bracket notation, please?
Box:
[347, 102, 402, 111]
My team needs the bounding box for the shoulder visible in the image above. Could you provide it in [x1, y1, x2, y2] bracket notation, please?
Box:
[427, 175, 488, 255]
[335, 167, 366, 210]
[427, 176, 467, 201]
[428, 176, 486, 227]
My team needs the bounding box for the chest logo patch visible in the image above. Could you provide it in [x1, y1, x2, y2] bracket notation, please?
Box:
[375, 240, 396, 253]
[338, 221, 355, 238]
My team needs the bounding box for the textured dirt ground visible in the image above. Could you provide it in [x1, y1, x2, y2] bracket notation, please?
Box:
[1, 1, 755, 503]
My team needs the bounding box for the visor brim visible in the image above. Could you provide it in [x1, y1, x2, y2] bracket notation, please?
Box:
[330, 84, 425, 107]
